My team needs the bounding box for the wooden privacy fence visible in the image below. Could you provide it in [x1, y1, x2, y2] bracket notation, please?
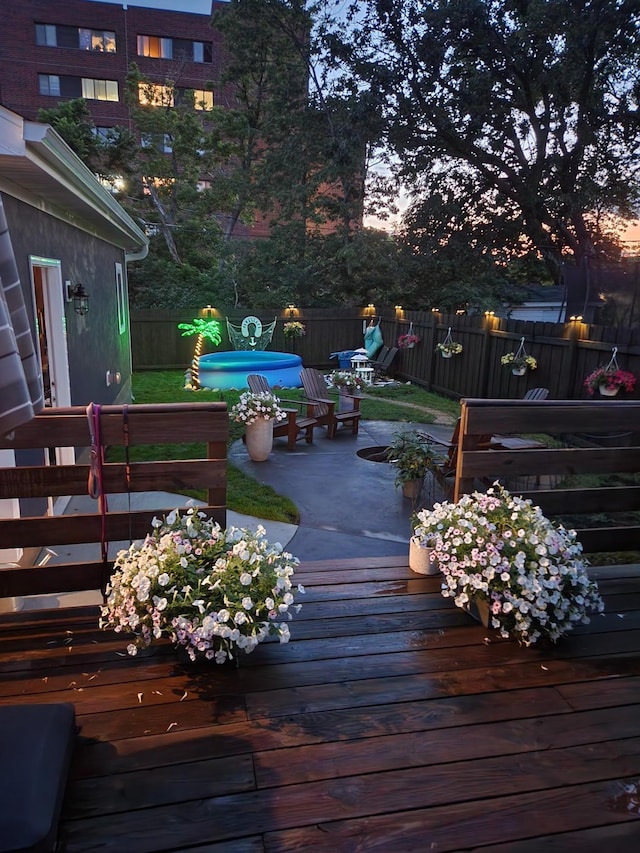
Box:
[131, 307, 640, 401]
[454, 398, 640, 554]
[0, 403, 228, 606]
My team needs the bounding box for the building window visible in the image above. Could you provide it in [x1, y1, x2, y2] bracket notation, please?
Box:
[81, 78, 119, 101]
[79, 28, 116, 52]
[35, 23, 116, 51]
[137, 35, 173, 59]
[138, 34, 212, 63]
[38, 74, 61, 97]
[140, 133, 173, 153]
[192, 89, 213, 111]
[93, 126, 113, 141]
[175, 88, 214, 111]
[138, 82, 174, 107]
[39, 74, 118, 101]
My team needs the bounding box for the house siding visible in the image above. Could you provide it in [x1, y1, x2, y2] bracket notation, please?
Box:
[1, 193, 132, 406]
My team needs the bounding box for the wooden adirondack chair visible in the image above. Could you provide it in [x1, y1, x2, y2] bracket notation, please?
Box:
[247, 374, 318, 450]
[299, 368, 362, 439]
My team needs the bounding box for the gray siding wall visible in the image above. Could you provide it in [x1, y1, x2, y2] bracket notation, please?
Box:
[2, 193, 132, 406]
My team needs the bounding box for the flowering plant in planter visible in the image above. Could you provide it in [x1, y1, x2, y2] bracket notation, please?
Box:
[328, 370, 366, 393]
[230, 391, 286, 424]
[283, 321, 306, 338]
[398, 333, 420, 349]
[412, 483, 604, 646]
[500, 352, 537, 371]
[435, 340, 463, 356]
[584, 365, 636, 395]
[100, 507, 304, 663]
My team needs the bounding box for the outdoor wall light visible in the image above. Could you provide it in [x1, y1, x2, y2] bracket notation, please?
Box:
[66, 282, 89, 316]
[431, 307, 440, 313]
[484, 310, 495, 317]
[569, 314, 583, 322]
[287, 304, 297, 317]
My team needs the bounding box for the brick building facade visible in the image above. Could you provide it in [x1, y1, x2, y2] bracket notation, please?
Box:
[0, 0, 231, 131]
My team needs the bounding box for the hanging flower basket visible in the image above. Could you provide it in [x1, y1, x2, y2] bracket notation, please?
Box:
[501, 338, 537, 375]
[584, 348, 636, 397]
[398, 322, 420, 349]
[283, 321, 306, 339]
[435, 327, 463, 358]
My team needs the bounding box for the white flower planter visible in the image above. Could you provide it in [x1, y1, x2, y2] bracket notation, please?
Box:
[441, 351, 452, 359]
[409, 536, 439, 575]
[245, 418, 274, 461]
[512, 366, 527, 376]
[598, 386, 619, 397]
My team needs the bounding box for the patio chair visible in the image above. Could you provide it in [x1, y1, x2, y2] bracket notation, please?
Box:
[370, 346, 398, 379]
[299, 367, 362, 439]
[523, 387, 549, 401]
[247, 374, 318, 450]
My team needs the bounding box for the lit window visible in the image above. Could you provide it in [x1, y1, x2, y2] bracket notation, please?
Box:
[193, 89, 213, 111]
[137, 35, 172, 59]
[79, 28, 116, 52]
[38, 74, 61, 96]
[196, 180, 212, 192]
[82, 78, 119, 101]
[138, 82, 174, 107]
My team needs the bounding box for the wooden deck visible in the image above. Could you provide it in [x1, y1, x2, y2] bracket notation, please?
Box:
[2, 555, 640, 851]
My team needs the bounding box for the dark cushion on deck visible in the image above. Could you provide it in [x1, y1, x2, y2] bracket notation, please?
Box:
[0, 703, 76, 853]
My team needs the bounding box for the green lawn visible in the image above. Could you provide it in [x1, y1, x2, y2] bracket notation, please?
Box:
[127, 371, 459, 523]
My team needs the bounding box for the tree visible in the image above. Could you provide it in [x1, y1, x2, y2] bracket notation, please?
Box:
[339, 0, 640, 280]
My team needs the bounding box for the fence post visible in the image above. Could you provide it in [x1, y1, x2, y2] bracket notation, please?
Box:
[425, 311, 438, 391]
[563, 319, 582, 398]
[479, 313, 496, 397]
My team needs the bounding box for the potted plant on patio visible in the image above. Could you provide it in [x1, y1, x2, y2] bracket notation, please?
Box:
[100, 506, 304, 663]
[230, 391, 286, 461]
[435, 327, 463, 358]
[328, 369, 366, 411]
[412, 483, 604, 645]
[385, 429, 437, 499]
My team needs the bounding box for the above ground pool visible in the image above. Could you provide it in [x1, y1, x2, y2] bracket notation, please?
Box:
[198, 350, 303, 390]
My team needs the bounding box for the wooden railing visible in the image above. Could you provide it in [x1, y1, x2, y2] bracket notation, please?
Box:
[0, 403, 228, 604]
[454, 398, 640, 554]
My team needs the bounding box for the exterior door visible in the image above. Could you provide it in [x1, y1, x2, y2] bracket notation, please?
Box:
[29, 257, 74, 466]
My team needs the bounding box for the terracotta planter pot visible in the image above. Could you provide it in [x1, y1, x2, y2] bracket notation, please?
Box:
[402, 478, 423, 499]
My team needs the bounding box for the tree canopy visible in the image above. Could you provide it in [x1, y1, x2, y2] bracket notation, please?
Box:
[338, 0, 640, 279]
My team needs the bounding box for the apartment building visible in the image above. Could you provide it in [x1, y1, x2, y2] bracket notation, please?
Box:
[0, 0, 232, 133]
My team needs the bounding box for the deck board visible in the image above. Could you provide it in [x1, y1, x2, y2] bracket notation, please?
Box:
[1, 556, 640, 851]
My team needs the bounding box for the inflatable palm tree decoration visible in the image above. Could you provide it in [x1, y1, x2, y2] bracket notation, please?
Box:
[178, 318, 222, 389]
